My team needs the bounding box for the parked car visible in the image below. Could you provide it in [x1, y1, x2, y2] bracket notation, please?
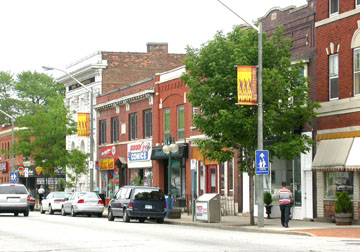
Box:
[40, 191, 70, 214]
[0, 183, 30, 216]
[107, 186, 166, 223]
[28, 194, 35, 211]
[61, 192, 104, 217]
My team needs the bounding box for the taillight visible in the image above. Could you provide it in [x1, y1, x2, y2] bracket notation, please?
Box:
[164, 202, 167, 210]
[55, 199, 65, 202]
[27, 195, 30, 202]
[77, 199, 84, 204]
[129, 202, 133, 209]
[98, 200, 104, 205]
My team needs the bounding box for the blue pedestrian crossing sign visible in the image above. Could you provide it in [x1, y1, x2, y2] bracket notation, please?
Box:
[10, 172, 18, 184]
[255, 150, 269, 175]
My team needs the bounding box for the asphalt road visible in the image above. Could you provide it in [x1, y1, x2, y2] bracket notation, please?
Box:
[0, 211, 360, 252]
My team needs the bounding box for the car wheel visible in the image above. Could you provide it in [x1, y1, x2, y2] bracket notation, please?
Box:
[24, 210, 29, 217]
[139, 218, 145, 223]
[14, 213, 19, 216]
[40, 204, 45, 214]
[87, 214, 91, 217]
[61, 207, 66, 216]
[30, 206, 34, 211]
[156, 218, 164, 224]
[71, 207, 76, 217]
[49, 205, 54, 215]
[123, 209, 130, 223]
[108, 208, 114, 221]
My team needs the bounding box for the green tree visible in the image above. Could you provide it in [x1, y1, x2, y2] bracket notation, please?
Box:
[0, 71, 88, 187]
[181, 26, 319, 225]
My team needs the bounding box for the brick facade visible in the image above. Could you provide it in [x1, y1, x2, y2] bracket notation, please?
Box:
[101, 43, 185, 94]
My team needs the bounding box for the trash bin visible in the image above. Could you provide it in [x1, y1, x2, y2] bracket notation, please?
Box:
[196, 193, 221, 223]
[165, 196, 174, 218]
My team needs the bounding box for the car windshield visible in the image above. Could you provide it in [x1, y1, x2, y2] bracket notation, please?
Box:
[79, 193, 99, 199]
[0, 186, 27, 194]
[53, 192, 70, 198]
[133, 188, 164, 201]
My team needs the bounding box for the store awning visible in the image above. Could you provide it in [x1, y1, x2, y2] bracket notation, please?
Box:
[151, 143, 188, 160]
[345, 137, 360, 171]
[312, 138, 353, 171]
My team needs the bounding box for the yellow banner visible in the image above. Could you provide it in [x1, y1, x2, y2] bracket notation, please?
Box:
[237, 66, 257, 105]
[77, 113, 90, 137]
[99, 159, 114, 170]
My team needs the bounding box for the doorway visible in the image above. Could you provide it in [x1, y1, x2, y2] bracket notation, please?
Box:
[206, 165, 217, 193]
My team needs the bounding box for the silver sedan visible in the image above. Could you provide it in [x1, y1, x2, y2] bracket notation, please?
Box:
[61, 192, 104, 217]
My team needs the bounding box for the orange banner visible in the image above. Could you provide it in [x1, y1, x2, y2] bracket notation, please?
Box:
[77, 113, 90, 137]
[99, 159, 114, 170]
[237, 66, 258, 105]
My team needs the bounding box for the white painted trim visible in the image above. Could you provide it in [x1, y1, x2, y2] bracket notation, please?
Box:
[316, 8, 360, 28]
[316, 96, 360, 117]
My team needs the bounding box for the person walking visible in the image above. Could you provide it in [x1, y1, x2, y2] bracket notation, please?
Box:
[277, 181, 292, 228]
[38, 185, 45, 204]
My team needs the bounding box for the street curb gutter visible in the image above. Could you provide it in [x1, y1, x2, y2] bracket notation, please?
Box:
[164, 220, 313, 237]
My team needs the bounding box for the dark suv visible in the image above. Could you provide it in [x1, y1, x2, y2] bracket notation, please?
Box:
[108, 186, 166, 223]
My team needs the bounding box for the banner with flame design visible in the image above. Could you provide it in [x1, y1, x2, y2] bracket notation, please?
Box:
[77, 113, 90, 137]
[237, 66, 257, 105]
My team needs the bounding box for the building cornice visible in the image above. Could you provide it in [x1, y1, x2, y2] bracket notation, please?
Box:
[316, 96, 360, 117]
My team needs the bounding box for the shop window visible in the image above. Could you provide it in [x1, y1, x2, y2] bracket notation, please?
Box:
[199, 161, 204, 195]
[164, 108, 170, 141]
[325, 172, 353, 199]
[330, 0, 339, 17]
[177, 105, 185, 140]
[329, 54, 339, 100]
[220, 163, 225, 196]
[129, 113, 137, 140]
[111, 117, 119, 143]
[354, 48, 360, 95]
[170, 158, 186, 198]
[99, 120, 106, 145]
[143, 109, 152, 138]
[228, 159, 234, 196]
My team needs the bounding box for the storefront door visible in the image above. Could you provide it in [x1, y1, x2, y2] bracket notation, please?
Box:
[206, 165, 217, 193]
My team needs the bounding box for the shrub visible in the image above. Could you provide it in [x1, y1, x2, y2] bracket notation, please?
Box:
[334, 191, 353, 214]
[264, 191, 273, 206]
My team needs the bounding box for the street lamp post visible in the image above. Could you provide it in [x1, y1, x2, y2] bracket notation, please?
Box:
[162, 137, 179, 211]
[217, 0, 264, 227]
[42, 66, 95, 192]
[0, 109, 15, 173]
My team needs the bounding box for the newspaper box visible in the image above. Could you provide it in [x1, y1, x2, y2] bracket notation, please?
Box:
[196, 193, 221, 223]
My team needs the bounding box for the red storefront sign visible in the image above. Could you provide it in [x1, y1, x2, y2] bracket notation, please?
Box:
[100, 146, 116, 157]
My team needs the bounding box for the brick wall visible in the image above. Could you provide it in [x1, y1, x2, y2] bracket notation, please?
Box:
[101, 43, 185, 94]
[318, 112, 360, 130]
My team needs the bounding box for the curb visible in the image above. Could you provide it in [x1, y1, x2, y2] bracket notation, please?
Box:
[164, 219, 313, 237]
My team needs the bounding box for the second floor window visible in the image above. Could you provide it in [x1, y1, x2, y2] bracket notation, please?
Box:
[177, 105, 184, 140]
[354, 49, 360, 95]
[164, 108, 170, 141]
[99, 120, 106, 145]
[143, 109, 152, 138]
[358, 0, 360, 8]
[330, 0, 339, 17]
[129, 113, 137, 140]
[111, 117, 119, 143]
[329, 54, 339, 100]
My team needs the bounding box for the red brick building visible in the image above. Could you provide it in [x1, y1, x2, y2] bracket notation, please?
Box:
[313, 0, 360, 222]
[0, 124, 14, 184]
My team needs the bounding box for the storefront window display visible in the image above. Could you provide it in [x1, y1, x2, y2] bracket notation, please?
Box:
[130, 168, 153, 186]
[170, 158, 185, 198]
[325, 172, 353, 199]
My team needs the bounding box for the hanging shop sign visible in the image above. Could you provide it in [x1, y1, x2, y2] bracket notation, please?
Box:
[0, 162, 8, 173]
[237, 66, 257, 106]
[100, 146, 116, 157]
[127, 141, 152, 168]
[99, 158, 114, 170]
[77, 113, 90, 137]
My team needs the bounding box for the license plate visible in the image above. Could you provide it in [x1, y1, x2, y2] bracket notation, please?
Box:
[8, 198, 20, 203]
[145, 205, 152, 209]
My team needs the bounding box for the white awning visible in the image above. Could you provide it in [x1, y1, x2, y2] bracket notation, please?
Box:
[345, 137, 360, 170]
[312, 138, 353, 171]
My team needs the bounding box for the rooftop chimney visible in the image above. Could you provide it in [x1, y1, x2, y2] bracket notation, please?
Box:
[147, 42, 168, 53]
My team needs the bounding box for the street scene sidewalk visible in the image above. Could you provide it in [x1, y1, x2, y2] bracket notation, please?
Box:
[102, 206, 360, 239]
[162, 212, 360, 239]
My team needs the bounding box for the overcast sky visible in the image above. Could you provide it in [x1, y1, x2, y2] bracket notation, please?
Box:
[0, 0, 308, 76]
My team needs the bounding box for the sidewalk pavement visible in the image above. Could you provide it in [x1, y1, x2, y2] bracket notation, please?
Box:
[102, 208, 360, 239]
